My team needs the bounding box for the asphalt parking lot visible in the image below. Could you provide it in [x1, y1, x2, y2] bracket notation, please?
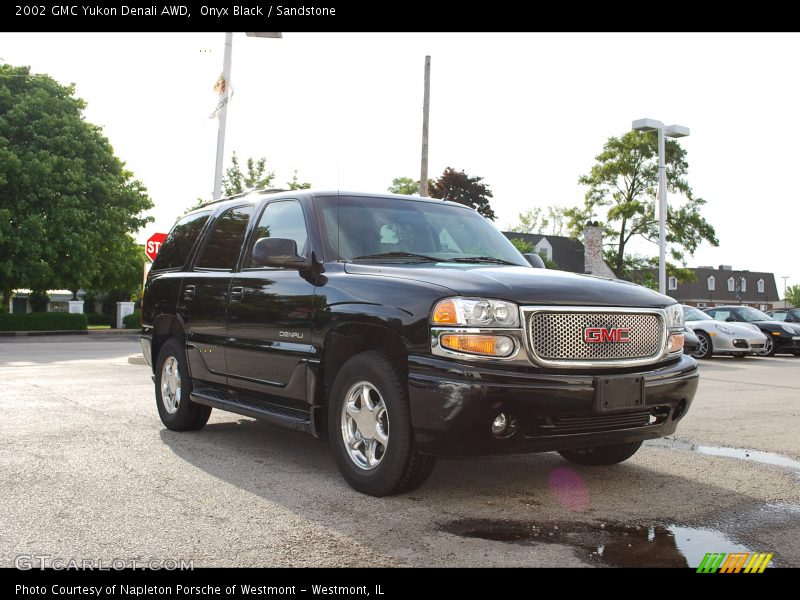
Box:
[1, 336, 798, 568]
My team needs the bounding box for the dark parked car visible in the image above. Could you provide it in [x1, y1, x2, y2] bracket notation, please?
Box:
[141, 191, 698, 496]
[766, 308, 800, 323]
[703, 306, 800, 357]
[683, 326, 700, 356]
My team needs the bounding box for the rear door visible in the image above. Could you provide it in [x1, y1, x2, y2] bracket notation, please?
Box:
[225, 199, 316, 402]
[179, 204, 253, 385]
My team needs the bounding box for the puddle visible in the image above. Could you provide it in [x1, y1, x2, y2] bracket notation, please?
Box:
[441, 519, 759, 568]
[649, 439, 800, 473]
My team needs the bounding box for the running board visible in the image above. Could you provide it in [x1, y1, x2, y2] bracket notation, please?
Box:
[190, 388, 312, 433]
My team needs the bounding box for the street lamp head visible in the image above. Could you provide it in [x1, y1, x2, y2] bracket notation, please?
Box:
[632, 118, 664, 132]
[665, 124, 690, 138]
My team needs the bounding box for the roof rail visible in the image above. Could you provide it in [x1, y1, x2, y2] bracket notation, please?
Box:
[191, 188, 290, 211]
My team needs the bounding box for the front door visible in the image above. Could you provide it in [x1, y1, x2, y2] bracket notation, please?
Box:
[225, 199, 316, 403]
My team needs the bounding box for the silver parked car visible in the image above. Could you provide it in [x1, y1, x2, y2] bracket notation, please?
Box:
[682, 305, 768, 359]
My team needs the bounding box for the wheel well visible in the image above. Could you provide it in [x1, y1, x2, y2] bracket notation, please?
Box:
[151, 315, 186, 368]
[314, 324, 407, 434]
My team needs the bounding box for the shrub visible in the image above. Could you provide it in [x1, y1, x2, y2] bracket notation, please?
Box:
[123, 311, 141, 329]
[0, 312, 88, 332]
[86, 313, 112, 326]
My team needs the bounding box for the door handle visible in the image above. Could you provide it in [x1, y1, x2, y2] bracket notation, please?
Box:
[229, 286, 244, 302]
[183, 285, 196, 301]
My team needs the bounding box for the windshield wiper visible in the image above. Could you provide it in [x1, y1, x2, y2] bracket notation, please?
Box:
[352, 251, 440, 262]
[448, 256, 517, 265]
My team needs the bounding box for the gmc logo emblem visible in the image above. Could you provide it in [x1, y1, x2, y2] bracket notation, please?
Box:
[584, 327, 631, 343]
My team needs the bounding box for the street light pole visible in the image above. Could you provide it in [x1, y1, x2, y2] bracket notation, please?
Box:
[632, 118, 690, 295]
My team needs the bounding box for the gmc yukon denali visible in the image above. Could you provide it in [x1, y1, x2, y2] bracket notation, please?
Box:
[141, 191, 698, 496]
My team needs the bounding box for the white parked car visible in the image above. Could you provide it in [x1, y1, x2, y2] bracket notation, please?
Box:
[682, 305, 768, 359]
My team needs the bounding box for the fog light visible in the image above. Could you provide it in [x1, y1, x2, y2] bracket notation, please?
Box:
[492, 413, 508, 435]
[440, 333, 515, 357]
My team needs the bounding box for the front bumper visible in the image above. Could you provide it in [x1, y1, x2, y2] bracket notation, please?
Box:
[711, 333, 767, 353]
[408, 354, 698, 457]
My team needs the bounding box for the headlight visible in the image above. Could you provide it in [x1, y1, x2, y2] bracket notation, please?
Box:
[715, 323, 734, 335]
[782, 325, 795, 334]
[664, 304, 684, 329]
[431, 297, 519, 328]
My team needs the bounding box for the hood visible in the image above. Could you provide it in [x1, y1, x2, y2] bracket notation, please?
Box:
[343, 263, 673, 308]
[751, 319, 800, 333]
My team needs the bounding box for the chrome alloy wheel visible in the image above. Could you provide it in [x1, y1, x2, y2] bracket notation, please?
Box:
[761, 335, 774, 356]
[161, 356, 182, 414]
[694, 333, 710, 358]
[340, 381, 389, 470]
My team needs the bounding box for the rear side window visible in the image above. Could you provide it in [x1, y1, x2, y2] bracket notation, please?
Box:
[151, 211, 211, 271]
[196, 205, 254, 270]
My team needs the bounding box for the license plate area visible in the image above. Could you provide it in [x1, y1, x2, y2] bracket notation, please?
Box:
[594, 376, 645, 412]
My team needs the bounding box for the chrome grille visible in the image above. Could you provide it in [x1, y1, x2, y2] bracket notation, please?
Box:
[527, 309, 664, 364]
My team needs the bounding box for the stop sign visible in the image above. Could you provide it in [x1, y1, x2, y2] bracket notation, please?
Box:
[145, 233, 168, 262]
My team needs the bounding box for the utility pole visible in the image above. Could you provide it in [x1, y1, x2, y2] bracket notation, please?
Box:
[782, 276, 789, 300]
[419, 55, 431, 197]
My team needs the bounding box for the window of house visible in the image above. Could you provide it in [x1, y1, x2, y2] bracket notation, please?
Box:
[740, 278, 746, 293]
[668, 276, 677, 290]
[727, 277, 735, 292]
[196, 206, 254, 270]
[757, 279, 765, 293]
[707, 276, 715, 291]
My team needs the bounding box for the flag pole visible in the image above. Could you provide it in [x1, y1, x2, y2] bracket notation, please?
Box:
[213, 32, 233, 201]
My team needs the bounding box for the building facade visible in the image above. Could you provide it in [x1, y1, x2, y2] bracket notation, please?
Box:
[667, 266, 779, 310]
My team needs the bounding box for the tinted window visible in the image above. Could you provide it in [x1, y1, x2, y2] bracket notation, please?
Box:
[151, 211, 211, 271]
[196, 206, 253, 270]
[245, 201, 308, 268]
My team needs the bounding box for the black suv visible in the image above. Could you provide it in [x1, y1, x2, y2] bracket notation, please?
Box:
[141, 191, 698, 496]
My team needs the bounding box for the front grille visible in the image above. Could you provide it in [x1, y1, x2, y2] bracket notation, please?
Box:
[527, 309, 664, 364]
[528, 410, 652, 436]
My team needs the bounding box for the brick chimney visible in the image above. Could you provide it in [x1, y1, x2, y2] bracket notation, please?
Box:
[583, 222, 616, 278]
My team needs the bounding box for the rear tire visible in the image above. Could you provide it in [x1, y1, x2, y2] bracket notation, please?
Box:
[328, 351, 435, 496]
[691, 331, 713, 359]
[558, 441, 642, 466]
[155, 338, 211, 431]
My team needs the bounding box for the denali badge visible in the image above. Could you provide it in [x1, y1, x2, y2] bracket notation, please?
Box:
[584, 327, 631, 343]
[279, 331, 304, 339]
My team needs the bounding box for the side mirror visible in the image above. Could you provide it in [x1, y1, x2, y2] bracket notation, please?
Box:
[252, 238, 308, 270]
[523, 253, 546, 269]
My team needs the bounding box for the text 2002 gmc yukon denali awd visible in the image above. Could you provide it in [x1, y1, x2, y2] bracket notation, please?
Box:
[141, 191, 698, 496]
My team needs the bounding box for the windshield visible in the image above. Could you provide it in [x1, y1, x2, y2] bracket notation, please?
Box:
[683, 306, 709, 321]
[316, 195, 528, 266]
[736, 306, 772, 322]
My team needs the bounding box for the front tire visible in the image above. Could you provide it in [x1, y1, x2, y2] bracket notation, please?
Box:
[691, 331, 713, 359]
[760, 333, 776, 357]
[328, 351, 435, 496]
[558, 441, 642, 466]
[155, 338, 211, 431]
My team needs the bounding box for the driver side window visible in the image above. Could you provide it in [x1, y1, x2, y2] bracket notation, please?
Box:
[245, 200, 308, 268]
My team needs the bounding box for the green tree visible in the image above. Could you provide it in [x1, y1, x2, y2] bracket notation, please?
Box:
[508, 206, 569, 236]
[568, 130, 718, 278]
[286, 170, 311, 191]
[785, 285, 800, 307]
[388, 177, 420, 195]
[223, 152, 275, 195]
[0, 64, 153, 306]
[429, 167, 496, 220]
